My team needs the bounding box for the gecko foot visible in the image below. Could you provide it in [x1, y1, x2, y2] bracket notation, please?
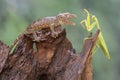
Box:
[51, 32, 59, 38]
[33, 37, 40, 42]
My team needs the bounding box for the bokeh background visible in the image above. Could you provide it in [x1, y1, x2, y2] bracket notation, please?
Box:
[0, 0, 119, 80]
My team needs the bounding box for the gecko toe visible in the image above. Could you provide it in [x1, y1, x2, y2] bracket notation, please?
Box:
[51, 32, 59, 38]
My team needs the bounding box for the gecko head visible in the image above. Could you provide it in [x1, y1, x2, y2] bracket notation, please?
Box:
[56, 12, 77, 26]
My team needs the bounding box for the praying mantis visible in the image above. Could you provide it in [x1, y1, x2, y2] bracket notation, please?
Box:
[80, 9, 110, 60]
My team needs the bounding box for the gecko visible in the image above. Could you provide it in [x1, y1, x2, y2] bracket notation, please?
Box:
[10, 12, 77, 51]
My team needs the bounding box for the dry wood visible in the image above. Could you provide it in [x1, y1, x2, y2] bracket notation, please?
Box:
[0, 25, 100, 80]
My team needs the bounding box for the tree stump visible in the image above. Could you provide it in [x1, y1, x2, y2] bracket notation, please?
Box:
[0, 25, 100, 80]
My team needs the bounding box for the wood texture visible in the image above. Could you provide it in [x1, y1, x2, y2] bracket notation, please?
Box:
[0, 25, 100, 80]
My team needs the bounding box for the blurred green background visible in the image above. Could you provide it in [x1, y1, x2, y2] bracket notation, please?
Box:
[0, 0, 119, 80]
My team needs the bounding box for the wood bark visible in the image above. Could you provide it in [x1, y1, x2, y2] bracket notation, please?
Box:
[0, 26, 100, 80]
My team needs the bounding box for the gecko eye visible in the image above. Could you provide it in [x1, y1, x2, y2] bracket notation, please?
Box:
[57, 15, 64, 20]
[56, 15, 65, 25]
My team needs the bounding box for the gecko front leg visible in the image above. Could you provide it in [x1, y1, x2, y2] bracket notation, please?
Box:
[50, 23, 59, 38]
[33, 32, 40, 42]
[32, 26, 59, 42]
[26, 29, 40, 42]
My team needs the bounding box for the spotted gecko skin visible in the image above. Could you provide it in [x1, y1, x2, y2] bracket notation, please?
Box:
[10, 12, 76, 51]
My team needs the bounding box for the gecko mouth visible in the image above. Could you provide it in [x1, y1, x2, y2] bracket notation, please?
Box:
[66, 19, 76, 26]
[57, 13, 77, 26]
[65, 13, 77, 26]
[64, 18, 76, 26]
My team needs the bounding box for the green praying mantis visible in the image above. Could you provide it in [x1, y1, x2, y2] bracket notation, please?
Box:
[80, 9, 110, 60]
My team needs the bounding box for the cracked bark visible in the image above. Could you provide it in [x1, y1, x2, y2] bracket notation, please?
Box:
[0, 25, 100, 80]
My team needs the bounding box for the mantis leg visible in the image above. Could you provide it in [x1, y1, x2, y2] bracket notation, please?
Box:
[98, 33, 110, 59]
[88, 21, 97, 31]
[80, 19, 97, 32]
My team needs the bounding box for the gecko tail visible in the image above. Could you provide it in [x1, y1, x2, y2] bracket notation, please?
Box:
[9, 33, 24, 54]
